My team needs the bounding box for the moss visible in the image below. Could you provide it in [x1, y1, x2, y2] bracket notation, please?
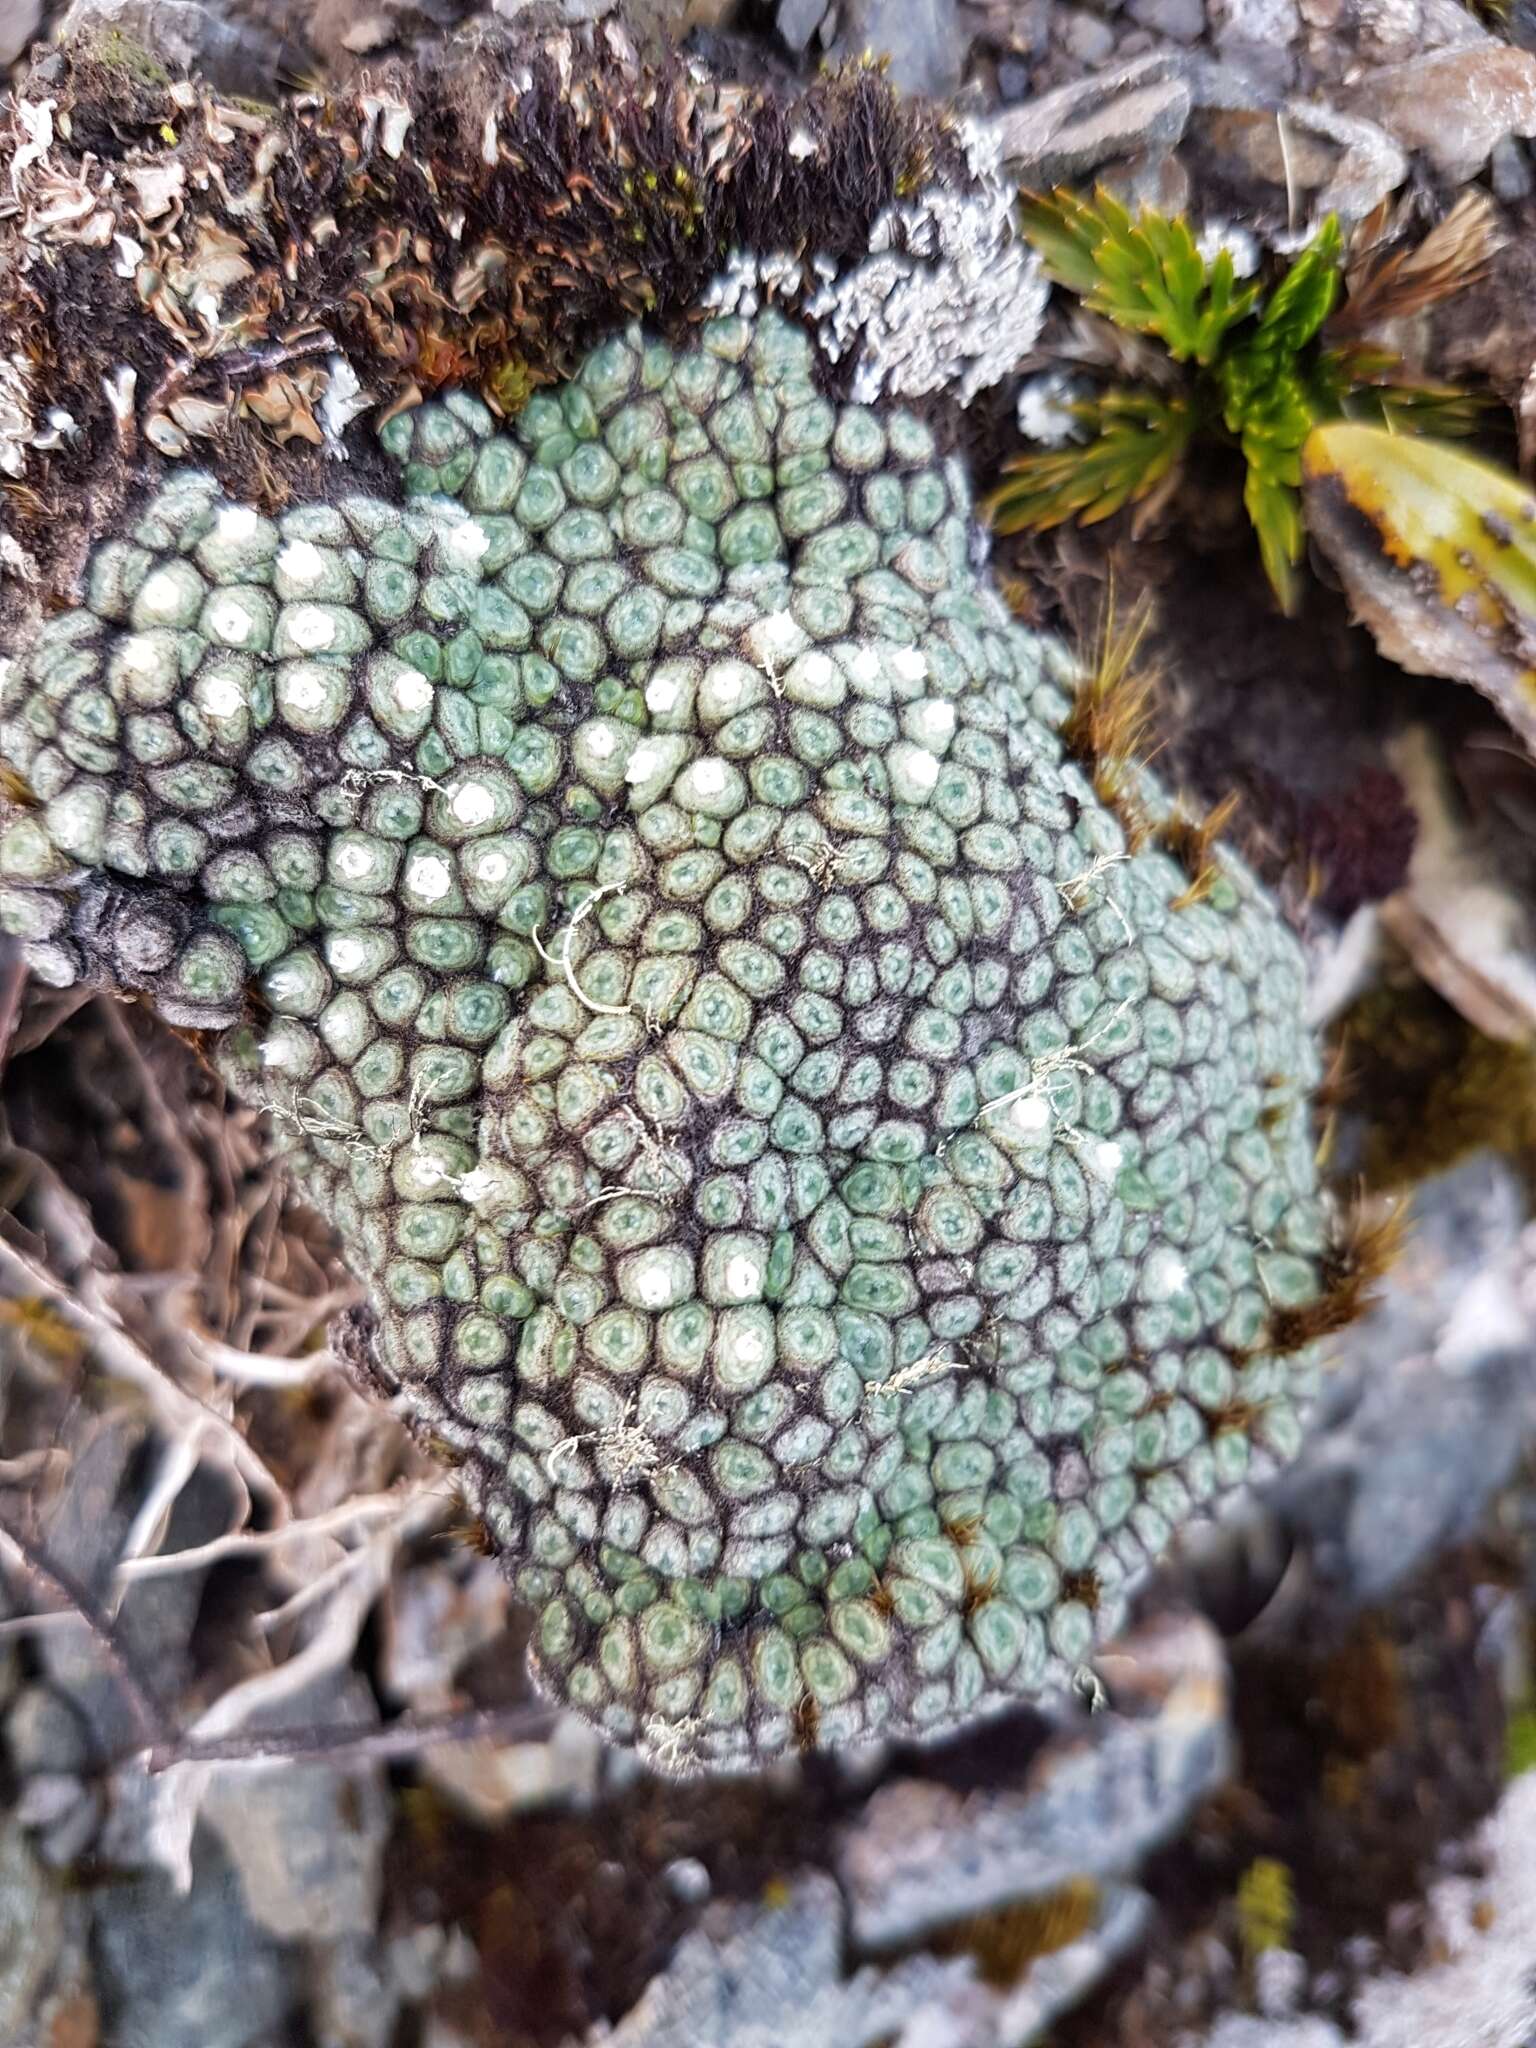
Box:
[1339, 980, 1536, 1191]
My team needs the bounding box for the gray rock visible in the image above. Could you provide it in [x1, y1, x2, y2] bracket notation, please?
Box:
[312, 1935, 402, 2048]
[6, 1683, 93, 1777]
[93, 1827, 298, 2048]
[1491, 134, 1535, 201]
[1056, 8, 1118, 62]
[1127, 0, 1206, 41]
[991, 53, 1194, 186]
[1348, 45, 1536, 181]
[201, 1675, 389, 1941]
[777, 0, 827, 54]
[837, 1613, 1231, 1950]
[52, 0, 299, 97]
[601, 1871, 979, 2048]
[830, 0, 965, 96]
[0, 1819, 62, 2041]
[1270, 1157, 1536, 1609]
[1281, 99, 1406, 224]
[0, 0, 42, 68]
[1211, 0, 1300, 43]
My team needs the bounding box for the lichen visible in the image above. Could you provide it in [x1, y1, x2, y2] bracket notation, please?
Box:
[0, 296, 1332, 1773]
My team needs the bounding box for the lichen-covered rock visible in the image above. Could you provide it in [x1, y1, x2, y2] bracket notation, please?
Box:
[0, 305, 1330, 1772]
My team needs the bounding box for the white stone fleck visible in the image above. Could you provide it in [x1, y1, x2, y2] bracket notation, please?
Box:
[336, 844, 374, 881]
[475, 849, 510, 884]
[282, 668, 327, 713]
[893, 647, 928, 683]
[446, 519, 489, 566]
[277, 539, 325, 587]
[626, 744, 661, 784]
[851, 647, 882, 683]
[910, 698, 956, 748]
[138, 569, 185, 619]
[693, 758, 727, 798]
[408, 854, 452, 902]
[645, 675, 679, 714]
[327, 935, 367, 974]
[1145, 1248, 1189, 1301]
[634, 1256, 674, 1309]
[215, 505, 260, 543]
[200, 673, 245, 719]
[1086, 1138, 1124, 1183]
[724, 1254, 761, 1301]
[1009, 1092, 1051, 1135]
[393, 667, 433, 713]
[287, 605, 337, 651]
[587, 725, 616, 759]
[451, 780, 496, 826]
[208, 597, 255, 646]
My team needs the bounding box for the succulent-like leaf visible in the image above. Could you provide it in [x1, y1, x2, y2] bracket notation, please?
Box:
[1249, 215, 1342, 358]
[987, 390, 1197, 534]
[1019, 188, 1259, 364]
[1302, 422, 1536, 754]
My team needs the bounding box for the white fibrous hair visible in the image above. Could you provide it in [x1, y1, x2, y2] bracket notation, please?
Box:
[803, 122, 1049, 407]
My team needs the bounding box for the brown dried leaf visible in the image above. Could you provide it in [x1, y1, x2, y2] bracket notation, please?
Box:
[1336, 192, 1499, 337]
[240, 369, 324, 445]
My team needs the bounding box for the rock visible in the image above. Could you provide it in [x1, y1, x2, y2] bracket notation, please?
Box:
[1353, 0, 1487, 59]
[1491, 134, 1534, 201]
[1197, 1773, 1536, 2047]
[1348, 46, 1536, 181]
[1056, 7, 1118, 61]
[0, 0, 41, 68]
[829, 0, 964, 97]
[311, 1935, 402, 2048]
[92, 1827, 297, 2048]
[0, 1820, 62, 2041]
[1269, 1154, 1536, 1610]
[598, 1872, 980, 2048]
[6, 1684, 93, 1777]
[201, 1676, 389, 1940]
[776, 0, 827, 54]
[52, 0, 301, 98]
[991, 53, 1195, 186]
[596, 1868, 1150, 2047]
[1209, 0, 1299, 87]
[1281, 101, 1406, 224]
[1127, 0, 1206, 40]
[837, 1612, 1231, 1950]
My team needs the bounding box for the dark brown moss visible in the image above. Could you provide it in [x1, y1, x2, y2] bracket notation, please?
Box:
[3, 20, 966, 601]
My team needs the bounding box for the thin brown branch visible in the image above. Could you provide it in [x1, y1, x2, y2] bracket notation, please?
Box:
[145, 1698, 557, 1774]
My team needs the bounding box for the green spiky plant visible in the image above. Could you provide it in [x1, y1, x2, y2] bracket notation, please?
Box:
[990, 191, 1483, 611]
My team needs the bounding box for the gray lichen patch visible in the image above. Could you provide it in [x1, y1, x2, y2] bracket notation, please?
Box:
[0, 305, 1329, 1773]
